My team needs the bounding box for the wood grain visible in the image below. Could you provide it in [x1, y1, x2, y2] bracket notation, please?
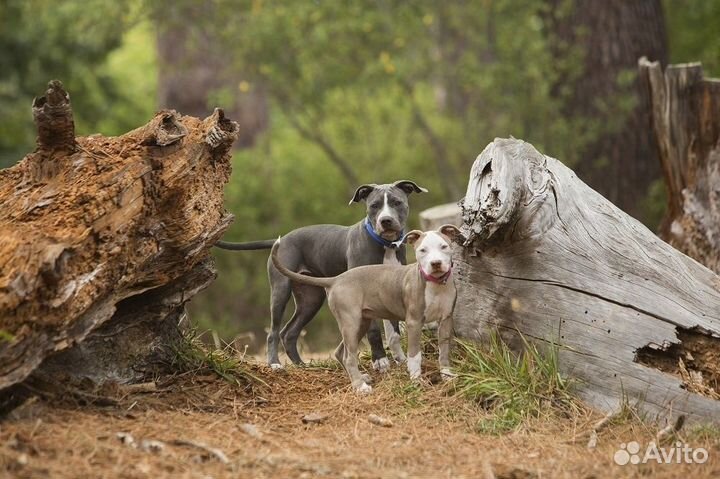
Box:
[455, 138, 720, 423]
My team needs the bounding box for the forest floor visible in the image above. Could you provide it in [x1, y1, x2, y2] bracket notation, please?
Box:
[1, 355, 718, 479]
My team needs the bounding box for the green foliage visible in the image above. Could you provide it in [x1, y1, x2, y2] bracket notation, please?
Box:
[664, 0, 720, 76]
[453, 333, 577, 434]
[687, 423, 720, 444]
[0, 0, 156, 167]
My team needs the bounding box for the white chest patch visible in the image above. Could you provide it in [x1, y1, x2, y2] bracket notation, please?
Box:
[383, 247, 400, 265]
[424, 282, 454, 323]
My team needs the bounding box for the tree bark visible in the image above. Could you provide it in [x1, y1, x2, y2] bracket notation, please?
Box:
[639, 59, 720, 274]
[455, 138, 720, 423]
[0, 81, 238, 392]
[545, 0, 668, 224]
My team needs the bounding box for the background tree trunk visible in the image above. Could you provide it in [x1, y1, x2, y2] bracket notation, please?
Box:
[156, 3, 267, 148]
[0, 81, 238, 394]
[545, 0, 668, 224]
[454, 138, 720, 423]
[639, 59, 720, 274]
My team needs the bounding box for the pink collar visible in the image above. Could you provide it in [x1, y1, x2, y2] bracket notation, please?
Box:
[419, 264, 452, 285]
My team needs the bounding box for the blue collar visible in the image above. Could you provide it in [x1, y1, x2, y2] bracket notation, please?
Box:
[364, 218, 404, 249]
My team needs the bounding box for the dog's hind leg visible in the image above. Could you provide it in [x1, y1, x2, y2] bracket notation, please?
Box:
[281, 283, 325, 365]
[341, 318, 372, 393]
[384, 320, 406, 363]
[367, 321, 390, 373]
[266, 259, 295, 369]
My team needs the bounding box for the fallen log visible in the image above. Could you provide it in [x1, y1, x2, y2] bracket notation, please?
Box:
[455, 137, 720, 423]
[0, 81, 238, 393]
[638, 58, 720, 274]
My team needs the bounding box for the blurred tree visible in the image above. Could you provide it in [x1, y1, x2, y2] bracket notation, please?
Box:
[154, 2, 268, 147]
[664, 0, 720, 76]
[0, 0, 154, 168]
[187, 0, 620, 350]
[544, 0, 668, 225]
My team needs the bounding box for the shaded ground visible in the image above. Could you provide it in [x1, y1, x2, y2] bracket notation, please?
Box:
[1, 360, 718, 478]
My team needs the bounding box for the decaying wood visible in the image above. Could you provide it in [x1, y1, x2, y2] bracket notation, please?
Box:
[0, 81, 239, 393]
[455, 137, 720, 423]
[639, 58, 720, 274]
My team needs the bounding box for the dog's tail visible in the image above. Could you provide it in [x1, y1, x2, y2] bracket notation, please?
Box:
[215, 239, 276, 250]
[270, 238, 335, 288]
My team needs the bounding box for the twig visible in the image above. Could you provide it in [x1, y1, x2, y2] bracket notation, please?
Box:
[169, 439, 230, 464]
[655, 415, 686, 445]
[121, 382, 157, 395]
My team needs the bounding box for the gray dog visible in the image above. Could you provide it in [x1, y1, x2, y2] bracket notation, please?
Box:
[270, 225, 460, 392]
[215, 180, 427, 369]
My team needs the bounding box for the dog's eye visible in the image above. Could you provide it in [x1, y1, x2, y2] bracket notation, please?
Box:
[419, 248, 427, 253]
[371, 202, 382, 209]
[441, 244, 449, 249]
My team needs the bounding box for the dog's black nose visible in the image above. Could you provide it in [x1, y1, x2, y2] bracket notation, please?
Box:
[380, 218, 393, 228]
[431, 260, 442, 269]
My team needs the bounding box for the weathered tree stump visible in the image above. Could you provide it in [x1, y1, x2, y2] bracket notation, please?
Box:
[455, 138, 720, 423]
[0, 81, 238, 394]
[639, 58, 720, 274]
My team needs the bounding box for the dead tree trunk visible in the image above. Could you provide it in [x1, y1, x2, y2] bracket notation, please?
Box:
[455, 138, 720, 423]
[544, 0, 667, 224]
[639, 59, 720, 274]
[0, 81, 238, 393]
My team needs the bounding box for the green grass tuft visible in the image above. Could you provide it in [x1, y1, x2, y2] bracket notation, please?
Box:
[171, 329, 266, 387]
[304, 357, 344, 370]
[453, 331, 577, 434]
[687, 423, 720, 443]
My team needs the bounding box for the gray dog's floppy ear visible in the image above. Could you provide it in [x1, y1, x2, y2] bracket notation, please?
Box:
[349, 184, 377, 205]
[393, 180, 428, 195]
[403, 230, 424, 246]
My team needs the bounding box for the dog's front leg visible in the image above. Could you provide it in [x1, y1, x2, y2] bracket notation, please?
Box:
[437, 315, 456, 380]
[405, 315, 423, 380]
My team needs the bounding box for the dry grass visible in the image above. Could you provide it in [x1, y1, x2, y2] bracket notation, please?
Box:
[0, 352, 718, 478]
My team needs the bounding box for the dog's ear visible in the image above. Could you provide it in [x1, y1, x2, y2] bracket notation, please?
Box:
[403, 230, 424, 246]
[349, 184, 377, 205]
[393, 180, 428, 195]
[439, 224, 462, 242]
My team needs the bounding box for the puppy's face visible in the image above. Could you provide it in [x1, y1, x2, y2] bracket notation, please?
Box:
[404, 225, 461, 276]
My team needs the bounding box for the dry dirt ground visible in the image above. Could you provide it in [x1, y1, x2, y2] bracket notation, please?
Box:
[0, 359, 718, 479]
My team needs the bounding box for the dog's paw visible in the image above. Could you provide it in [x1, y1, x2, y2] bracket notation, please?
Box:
[423, 321, 439, 331]
[354, 382, 373, 394]
[440, 368, 457, 381]
[270, 363, 284, 370]
[392, 351, 407, 364]
[372, 357, 390, 373]
[407, 353, 421, 380]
